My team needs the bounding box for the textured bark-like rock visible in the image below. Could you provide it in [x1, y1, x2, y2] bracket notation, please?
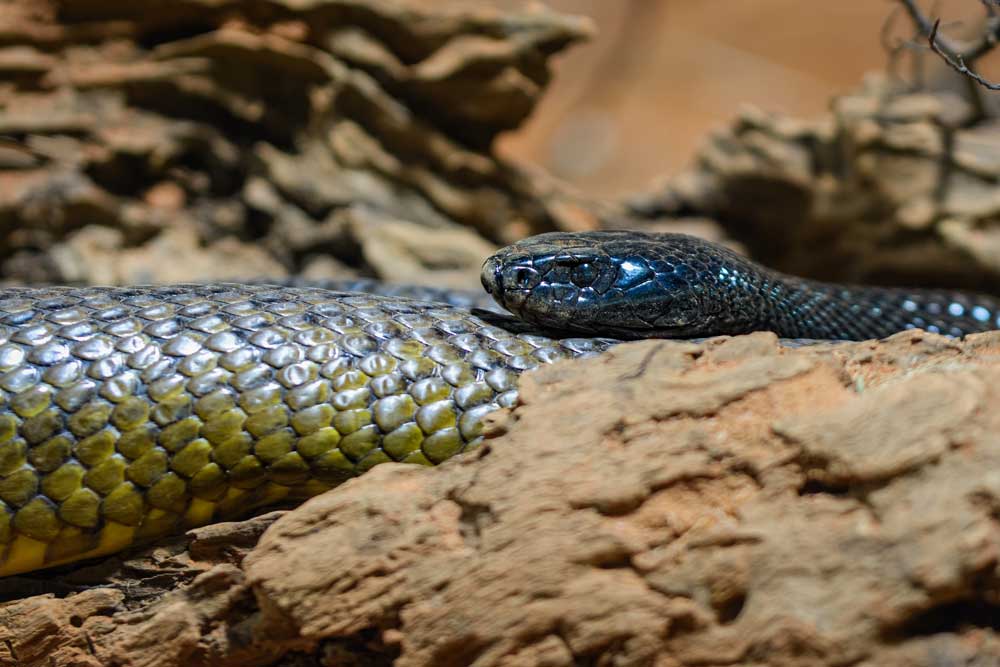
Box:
[637, 77, 1000, 294]
[5, 331, 998, 666]
[3, 2, 1000, 666]
[0, 0, 600, 287]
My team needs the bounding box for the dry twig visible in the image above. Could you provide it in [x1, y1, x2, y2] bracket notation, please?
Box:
[896, 0, 1000, 91]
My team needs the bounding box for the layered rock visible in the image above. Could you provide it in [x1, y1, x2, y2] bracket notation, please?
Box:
[4, 332, 999, 666]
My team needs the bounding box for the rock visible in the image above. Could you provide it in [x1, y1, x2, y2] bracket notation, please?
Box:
[348, 212, 499, 290]
[641, 75, 1000, 293]
[0, 587, 123, 667]
[3, 2, 1000, 665]
[6, 331, 999, 665]
[49, 222, 288, 284]
[0, 0, 603, 286]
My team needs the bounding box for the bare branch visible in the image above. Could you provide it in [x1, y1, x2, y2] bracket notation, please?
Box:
[895, 0, 1000, 93]
[897, 0, 963, 52]
[882, 4, 929, 88]
[928, 17, 1000, 90]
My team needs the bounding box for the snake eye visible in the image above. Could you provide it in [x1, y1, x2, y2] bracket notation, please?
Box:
[504, 266, 540, 290]
[571, 262, 598, 287]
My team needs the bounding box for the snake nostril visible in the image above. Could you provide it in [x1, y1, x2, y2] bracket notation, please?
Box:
[481, 257, 500, 295]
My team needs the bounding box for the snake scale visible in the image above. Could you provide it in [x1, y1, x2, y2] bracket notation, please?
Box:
[1, 231, 998, 576]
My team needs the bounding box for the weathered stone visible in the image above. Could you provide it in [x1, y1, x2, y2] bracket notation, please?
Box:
[644, 75, 1000, 293]
[4, 332, 996, 665]
[0, 0, 597, 286]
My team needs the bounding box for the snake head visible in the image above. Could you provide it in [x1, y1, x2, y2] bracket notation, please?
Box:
[482, 231, 763, 339]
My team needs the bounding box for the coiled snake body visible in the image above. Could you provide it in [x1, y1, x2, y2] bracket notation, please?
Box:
[1, 231, 997, 576]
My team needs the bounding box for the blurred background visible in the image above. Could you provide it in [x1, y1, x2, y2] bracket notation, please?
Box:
[6, 0, 1000, 289]
[453, 0, 1000, 197]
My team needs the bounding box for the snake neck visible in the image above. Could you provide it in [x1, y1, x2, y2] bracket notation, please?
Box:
[760, 274, 1000, 340]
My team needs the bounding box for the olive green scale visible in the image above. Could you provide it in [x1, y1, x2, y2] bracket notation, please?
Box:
[0, 284, 613, 576]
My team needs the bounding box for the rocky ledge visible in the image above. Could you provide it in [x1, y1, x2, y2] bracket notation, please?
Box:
[3, 330, 998, 666]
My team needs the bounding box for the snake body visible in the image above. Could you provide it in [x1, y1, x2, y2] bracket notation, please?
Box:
[1, 231, 998, 576]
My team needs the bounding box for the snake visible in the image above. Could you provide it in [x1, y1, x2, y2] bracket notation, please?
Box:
[0, 230, 998, 576]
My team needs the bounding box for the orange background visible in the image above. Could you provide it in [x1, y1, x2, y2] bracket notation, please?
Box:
[477, 1, 1000, 196]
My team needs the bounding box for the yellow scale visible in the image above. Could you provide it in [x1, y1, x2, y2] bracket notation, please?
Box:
[0, 481, 335, 576]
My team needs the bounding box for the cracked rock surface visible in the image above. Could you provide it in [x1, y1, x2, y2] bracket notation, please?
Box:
[4, 331, 999, 666]
[638, 76, 1000, 295]
[0, 0, 601, 288]
[2, 1, 1000, 666]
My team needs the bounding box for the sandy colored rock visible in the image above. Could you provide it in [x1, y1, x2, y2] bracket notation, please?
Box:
[0, 0, 604, 286]
[5, 331, 997, 665]
[640, 77, 1000, 294]
[350, 214, 499, 290]
[3, 2, 1000, 666]
[49, 223, 288, 284]
[0, 587, 123, 667]
[243, 332, 1000, 666]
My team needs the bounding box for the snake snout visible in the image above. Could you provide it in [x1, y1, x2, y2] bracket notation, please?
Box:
[481, 253, 542, 316]
[480, 255, 501, 297]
